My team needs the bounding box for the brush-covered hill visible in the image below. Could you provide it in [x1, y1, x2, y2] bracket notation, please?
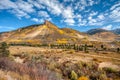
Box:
[87, 28, 109, 35]
[111, 28, 120, 35]
[0, 21, 119, 44]
[0, 21, 88, 44]
[91, 31, 119, 42]
[88, 29, 120, 42]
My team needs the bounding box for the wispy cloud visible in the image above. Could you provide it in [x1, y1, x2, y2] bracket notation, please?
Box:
[0, 0, 120, 28]
[15, 0, 35, 13]
[38, 11, 50, 18]
[110, 2, 120, 10]
[0, 0, 34, 19]
[0, 0, 17, 9]
[109, 7, 120, 22]
[31, 18, 46, 23]
[102, 25, 112, 30]
[0, 26, 15, 32]
[37, 0, 63, 16]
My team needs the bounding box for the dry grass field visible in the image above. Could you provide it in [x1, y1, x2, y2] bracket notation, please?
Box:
[9, 46, 120, 64]
[0, 45, 119, 80]
[7, 46, 120, 80]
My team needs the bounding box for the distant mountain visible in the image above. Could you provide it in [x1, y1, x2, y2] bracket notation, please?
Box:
[86, 28, 120, 42]
[111, 28, 120, 34]
[92, 31, 119, 41]
[87, 28, 109, 35]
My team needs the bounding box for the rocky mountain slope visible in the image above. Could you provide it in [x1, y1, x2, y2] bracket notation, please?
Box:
[0, 21, 87, 44]
[0, 21, 119, 44]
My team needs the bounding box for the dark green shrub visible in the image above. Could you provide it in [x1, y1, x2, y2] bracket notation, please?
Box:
[117, 48, 120, 53]
[0, 42, 10, 57]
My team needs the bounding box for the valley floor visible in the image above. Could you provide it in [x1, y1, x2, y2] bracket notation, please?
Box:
[0, 46, 120, 80]
[9, 46, 120, 65]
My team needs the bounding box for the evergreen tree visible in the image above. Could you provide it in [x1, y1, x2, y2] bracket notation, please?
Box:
[84, 44, 87, 52]
[117, 48, 120, 53]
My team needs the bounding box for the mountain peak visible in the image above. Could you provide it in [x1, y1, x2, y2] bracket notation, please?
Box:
[44, 20, 51, 24]
[44, 20, 58, 29]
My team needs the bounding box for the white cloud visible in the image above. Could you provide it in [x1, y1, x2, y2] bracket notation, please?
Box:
[0, 26, 15, 29]
[37, 0, 75, 25]
[62, 7, 74, 19]
[31, 18, 44, 23]
[63, 0, 74, 2]
[28, 0, 45, 9]
[78, 20, 87, 26]
[109, 1, 120, 22]
[0, 0, 17, 9]
[87, 12, 106, 26]
[31, 17, 51, 23]
[37, 11, 52, 23]
[109, 6, 120, 22]
[102, 25, 112, 30]
[0, 26, 15, 32]
[37, 0, 63, 16]
[75, 14, 82, 23]
[88, 0, 94, 6]
[0, 0, 119, 28]
[31, 18, 39, 22]
[110, 2, 120, 10]
[62, 6, 75, 25]
[10, 9, 30, 19]
[87, 12, 99, 25]
[75, 14, 82, 18]
[0, 0, 34, 19]
[38, 11, 50, 18]
[97, 14, 105, 20]
[73, 0, 99, 11]
[87, 17, 104, 26]
[81, 0, 87, 6]
[89, 18, 97, 23]
[89, 11, 98, 17]
[64, 19, 75, 25]
[112, 26, 120, 29]
[15, 0, 35, 13]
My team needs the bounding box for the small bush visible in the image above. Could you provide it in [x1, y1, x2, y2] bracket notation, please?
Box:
[67, 50, 75, 54]
[71, 70, 78, 80]
[99, 73, 108, 80]
[103, 67, 118, 73]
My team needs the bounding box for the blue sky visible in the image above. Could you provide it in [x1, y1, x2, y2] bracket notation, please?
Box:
[0, 0, 120, 32]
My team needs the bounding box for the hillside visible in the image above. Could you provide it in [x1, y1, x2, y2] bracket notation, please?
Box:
[0, 21, 119, 44]
[111, 28, 120, 34]
[86, 28, 120, 42]
[92, 32, 119, 42]
[87, 28, 109, 35]
[0, 21, 87, 44]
